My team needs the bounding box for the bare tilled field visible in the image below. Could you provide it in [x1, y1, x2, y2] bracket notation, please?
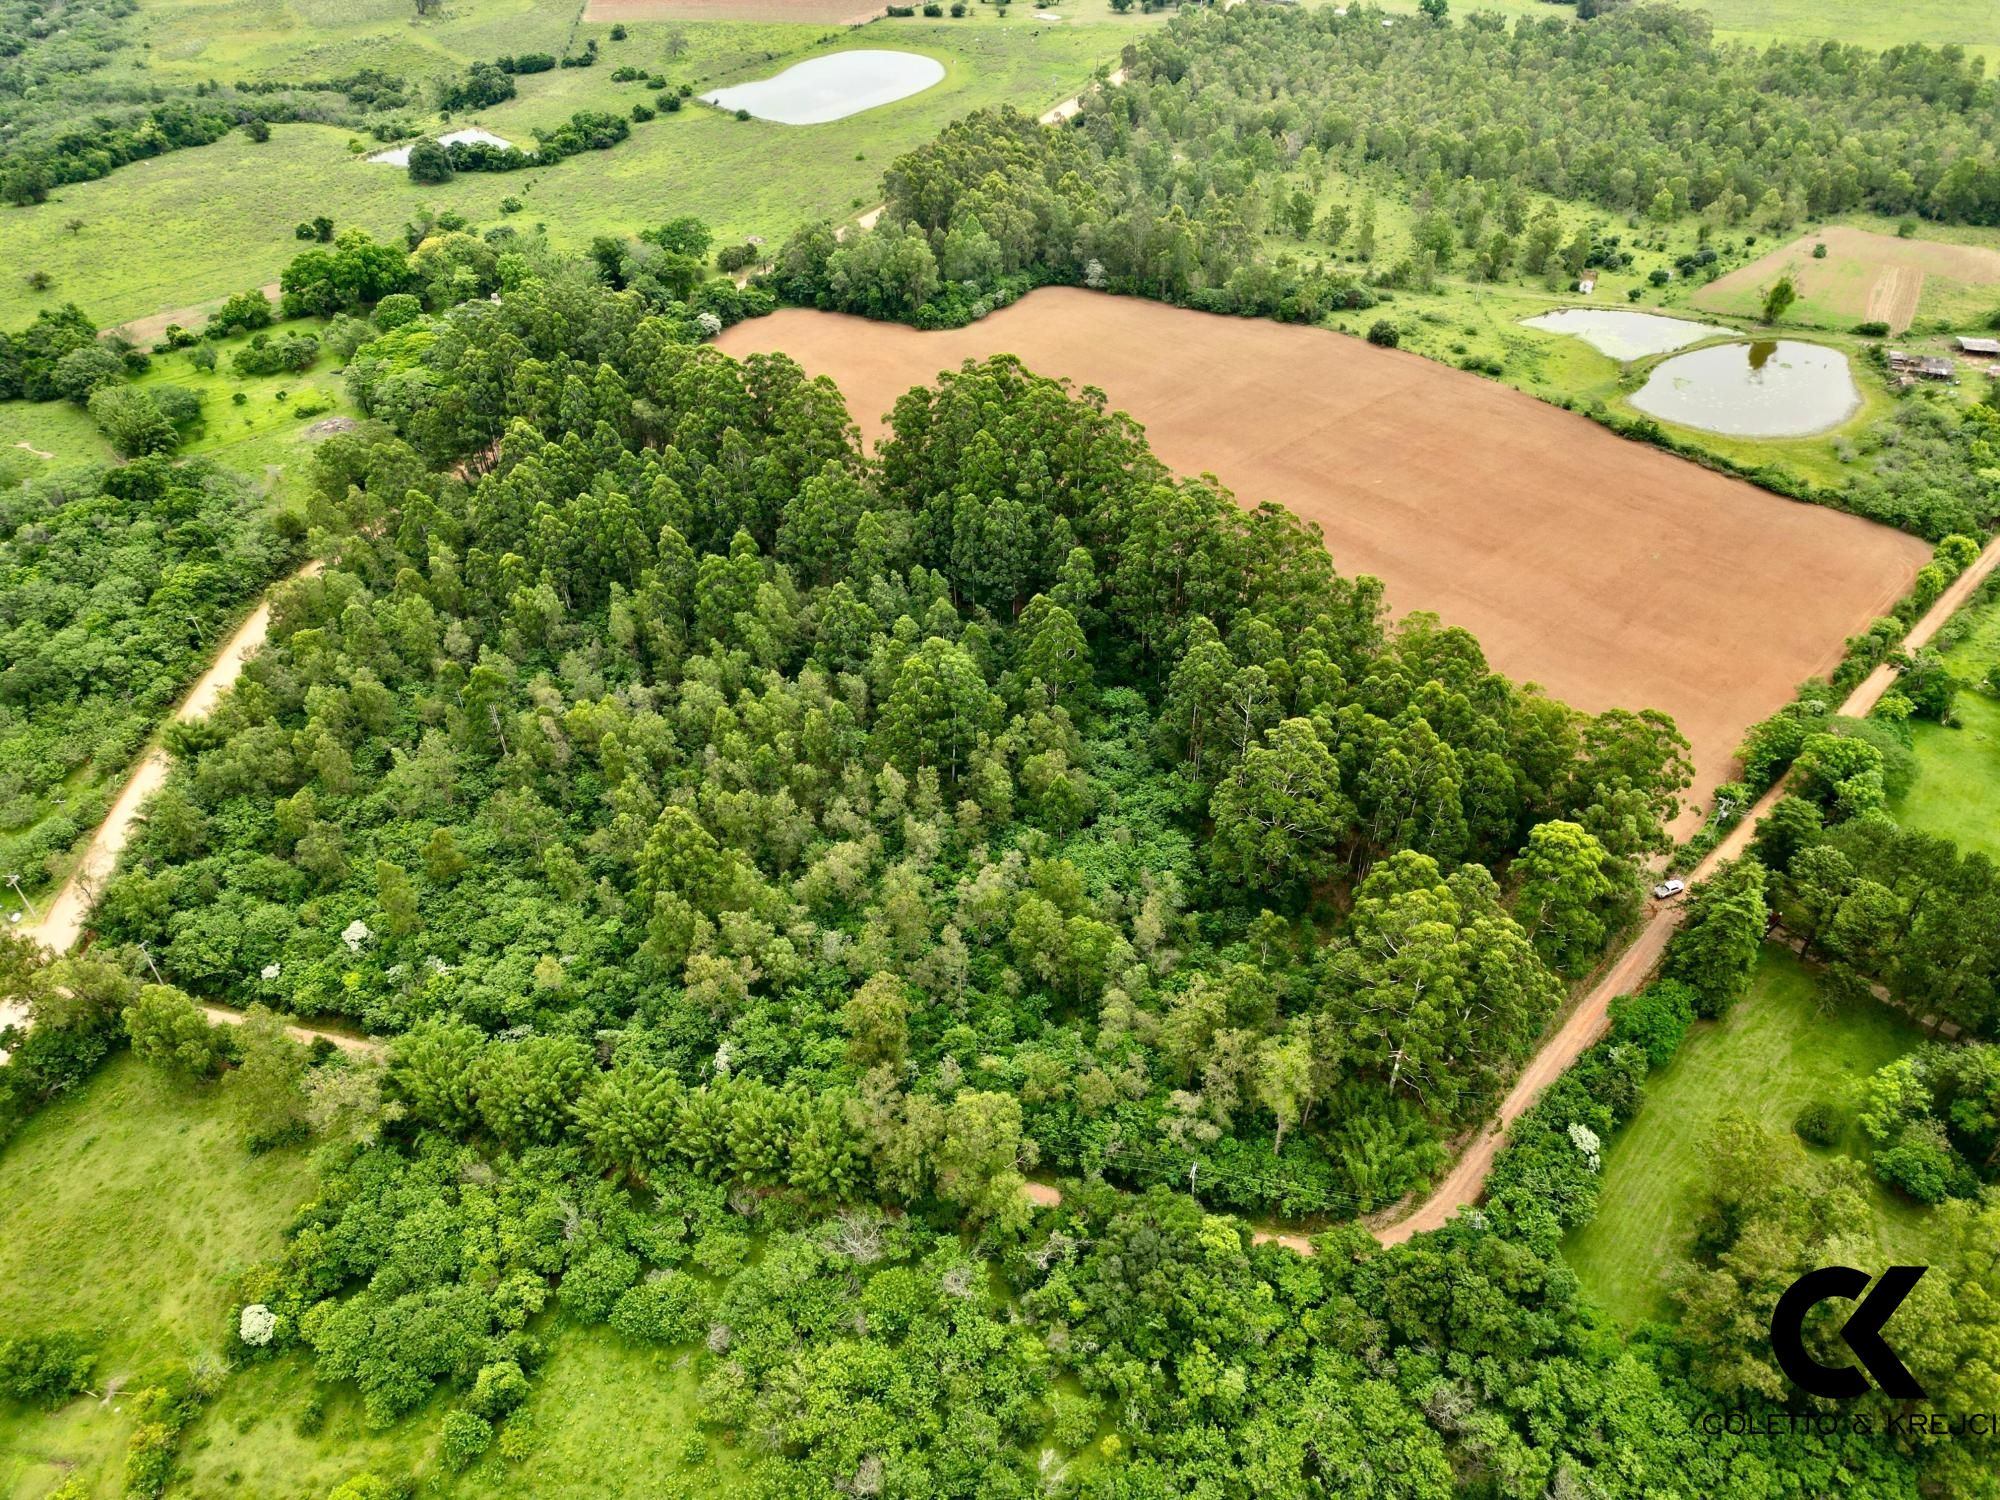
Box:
[718, 288, 1931, 823]
[584, 0, 882, 20]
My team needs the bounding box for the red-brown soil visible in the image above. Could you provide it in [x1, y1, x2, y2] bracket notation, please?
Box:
[717, 288, 1931, 828]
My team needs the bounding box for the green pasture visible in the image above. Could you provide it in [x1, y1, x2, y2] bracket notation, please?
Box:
[1562, 946, 1944, 1327]
[177, 1326, 733, 1500]
[1374, 0, 2000, 61]
[1892, 592, 2000, 864]
[1260, 167, 1905, 488]
[0, 1057, 319, 1500]
[0, 14, 1150, 330]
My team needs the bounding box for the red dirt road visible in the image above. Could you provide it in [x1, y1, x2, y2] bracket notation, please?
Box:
[717, 290, 1930, 833]
[1375, 529, 2000, 1245]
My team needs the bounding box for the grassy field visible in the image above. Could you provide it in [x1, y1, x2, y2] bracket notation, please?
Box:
[1, 322, 358, 484]
[1372, 0, 2000, 60]
[1563, 946, 1945, 1326]
[177, 1326, 733, 1500]
[0, 1057, 319, 1500]
[0, 1052, 742, 1500]
[0, 12, 1154, 330]
[1892, 592, 2000, 863]
[1256, 168, 1926, 487]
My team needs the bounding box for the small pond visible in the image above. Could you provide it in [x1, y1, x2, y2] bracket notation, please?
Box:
[701, 50, 945, 125]
[1522, 308, 1731, 360]
[369, 127, 513, 166]
[1628, 340, 1861, 438]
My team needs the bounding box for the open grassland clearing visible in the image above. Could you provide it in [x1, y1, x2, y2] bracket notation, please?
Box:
[177, 1327, 737, 1500]
[717, 287, 1931, 827]
[1563, 947, 1946, 1326]
[1368, 0, 2000, 61]
[1693, 225, 2000, 334]
[0, 1054, 742, 1499]
[0, 1058, 317, 1499]
[1251, 170, 1913, 486]
[0, 17, 1149, 331]
[1892, 589, 2000, 864]
[0, 320, 356, 505]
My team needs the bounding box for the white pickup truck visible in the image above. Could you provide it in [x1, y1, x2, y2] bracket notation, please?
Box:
[1652, 878, 1686, 900]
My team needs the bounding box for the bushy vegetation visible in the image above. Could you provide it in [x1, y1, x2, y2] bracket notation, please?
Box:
[0, 457, 298, 895]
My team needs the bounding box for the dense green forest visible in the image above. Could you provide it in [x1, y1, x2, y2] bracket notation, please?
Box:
[9, 6, 2000, 1492]
[0, 455, 298, 893]
[0, 168, 1991, 1500]
[773, 2, 2000, 539]
[64, 241, 1690, 1220]
[0, 238, 1967, 1488]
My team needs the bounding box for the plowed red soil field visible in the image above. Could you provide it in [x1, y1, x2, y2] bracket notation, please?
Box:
[718, 288, 1930, 827]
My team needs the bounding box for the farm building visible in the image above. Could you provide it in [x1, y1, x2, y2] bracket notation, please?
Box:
[1887, 350, 1957, 380]
[1956, 336, 2000, 356]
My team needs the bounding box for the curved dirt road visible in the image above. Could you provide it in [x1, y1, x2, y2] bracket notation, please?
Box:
[1374, 531, 2000, 1245]
[23, 561, 322, 957]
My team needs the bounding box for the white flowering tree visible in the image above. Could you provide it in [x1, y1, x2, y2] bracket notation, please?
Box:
[1567, 1122, 1602, 1172]
[239, 1303, 278, 1347]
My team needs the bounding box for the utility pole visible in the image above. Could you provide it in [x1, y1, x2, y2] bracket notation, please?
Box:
[6, 873, 36, 923]
[136, 943, 165, 985]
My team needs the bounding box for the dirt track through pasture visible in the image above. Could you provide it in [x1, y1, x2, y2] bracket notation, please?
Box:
[1697, 226, 2000, 333]
[1866, 265, 1925, 333]
[717, 289, 1930, 832]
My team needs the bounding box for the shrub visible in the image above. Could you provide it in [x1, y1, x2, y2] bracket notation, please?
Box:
[557, 1245, 640, 1321]
[1365, 319, 1400, 347]
[1853, 320, 1890, 336]
[373, 293, 423, 331]
[441, 1409, 494, 1471]
[468, 1360, 530, 1420]
[407, 139, 453, 185]
[500, 196, 524, 214]
[1873, 1133, 1960, 1203]
[210, 288, 275, 336]
[631, 103, 655, 123]
[1607, 980, 1695, 1069]
[1792, 1100, 1842, 1147]
[233, 332, 321, 377]
[0, 1332, 96, 1408]
[609, 1273, 708, 1346]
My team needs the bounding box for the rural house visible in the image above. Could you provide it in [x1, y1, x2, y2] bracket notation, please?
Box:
[1956, 335, 2000, 356]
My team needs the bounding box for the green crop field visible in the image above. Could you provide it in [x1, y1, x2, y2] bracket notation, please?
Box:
[1563, 947, 1946, 1326]
[1893, 593, 2000, 864]
[0, 13, 1155, 331]
[0, 1057, 319, 1499]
